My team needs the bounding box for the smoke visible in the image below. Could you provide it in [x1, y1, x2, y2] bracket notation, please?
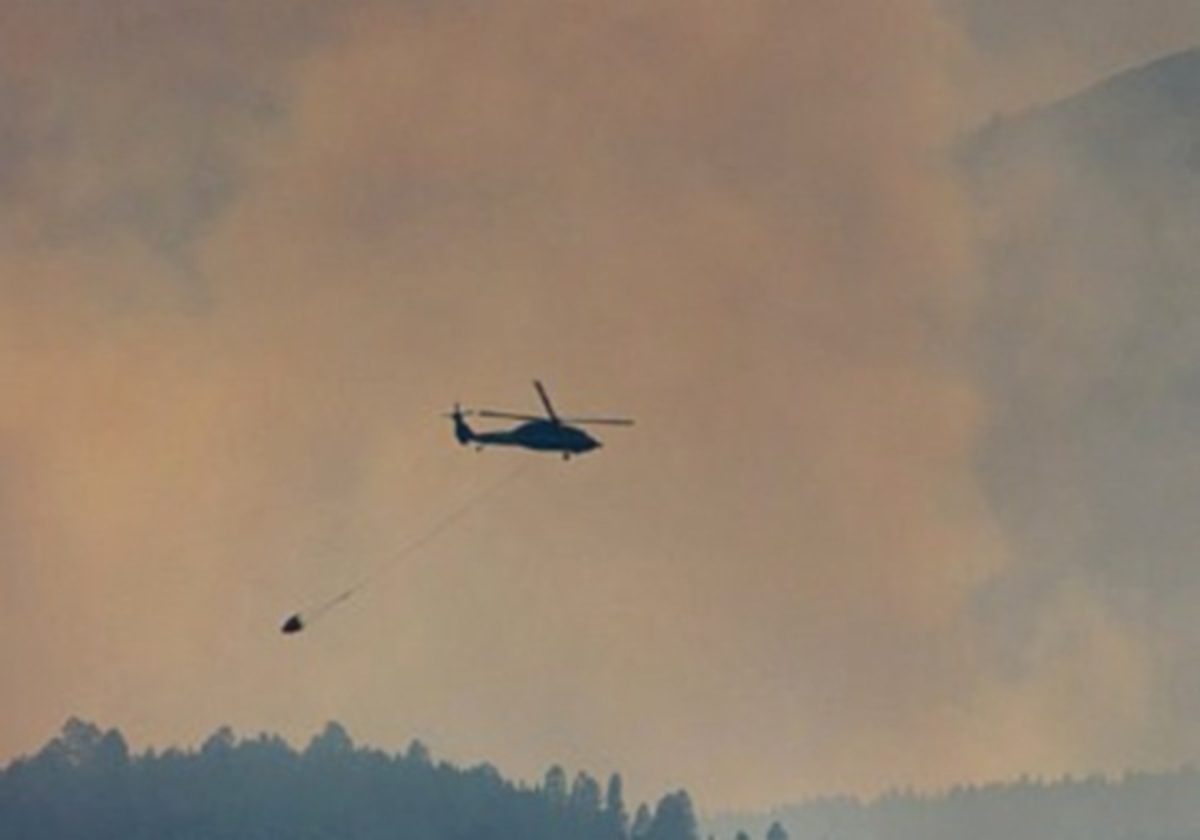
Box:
[967, 44, 1200, 775]
[2, 0, 1194, 812]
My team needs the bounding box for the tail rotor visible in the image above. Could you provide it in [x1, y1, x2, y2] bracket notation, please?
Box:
[444, 403, 476, 445]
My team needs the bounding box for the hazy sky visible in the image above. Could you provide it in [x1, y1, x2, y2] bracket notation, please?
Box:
[4, 0, 1200, 813]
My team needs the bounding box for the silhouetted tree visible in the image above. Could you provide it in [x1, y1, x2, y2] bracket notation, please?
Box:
[199, 726, 235, 758]
[47, 718, 111, 767]
[406, 738, 433, 766]
[647, 790, 699, 840]
[605, 772, 630, 836]
[305, 721, 354, 758]
[572, 771, 603, 813]
[631, 802, 654, 840]
[543, 764, 569, 806]
[4, 720, 133, 840]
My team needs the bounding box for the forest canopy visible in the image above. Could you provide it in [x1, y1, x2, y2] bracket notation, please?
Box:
[0, 719, 698, 840]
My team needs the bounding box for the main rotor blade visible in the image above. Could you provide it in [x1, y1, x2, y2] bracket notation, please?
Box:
[533, 380, 559, 423]
[562, 417, 635, 426]
[477, 409, 543, 422]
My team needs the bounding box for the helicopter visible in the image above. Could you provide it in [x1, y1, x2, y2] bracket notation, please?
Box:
[447, 380, 633, 459]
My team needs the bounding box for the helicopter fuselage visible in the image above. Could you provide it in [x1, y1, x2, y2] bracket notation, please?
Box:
[472, 419, 601, 455]
[449, 381, 628, 459]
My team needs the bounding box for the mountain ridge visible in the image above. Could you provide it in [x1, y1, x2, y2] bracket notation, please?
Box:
[967, 45, 1200, 182]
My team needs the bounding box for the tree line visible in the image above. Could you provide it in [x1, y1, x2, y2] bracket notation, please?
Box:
[0, 718, 700, 840]
[711, 769, 1200, 840]
[13, 718, 1196, 840]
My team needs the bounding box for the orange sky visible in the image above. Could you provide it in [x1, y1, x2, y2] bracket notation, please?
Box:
[3, 0, 1200, 812]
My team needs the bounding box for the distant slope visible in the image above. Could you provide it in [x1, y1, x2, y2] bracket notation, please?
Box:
[964, 43, 1200, 767]
[706, 768, 1200, 840]
[968, 46, 1200, 182]
[708, 46, 1200, 840]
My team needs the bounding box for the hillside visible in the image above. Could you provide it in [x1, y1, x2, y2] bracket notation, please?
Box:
[708, 769, 1200, 840]
[708, 45, 1200, 840]
[969, 47, 1200, 181]
[964, 44, 1200, 737]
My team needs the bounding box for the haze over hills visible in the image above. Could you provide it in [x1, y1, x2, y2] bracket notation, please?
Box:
[969, 46, 1200, 174]
[5, 4, 1200, 831]
[705, 767, 1200, 840]
[706, 43, 1200, 840]
[964, 43, 1200, 781]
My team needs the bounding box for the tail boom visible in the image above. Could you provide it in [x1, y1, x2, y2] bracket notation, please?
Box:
[452, 407, 476, 445]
